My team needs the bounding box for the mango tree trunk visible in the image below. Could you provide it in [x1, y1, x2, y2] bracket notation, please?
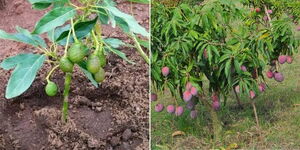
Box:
[200, 97, 222, 142]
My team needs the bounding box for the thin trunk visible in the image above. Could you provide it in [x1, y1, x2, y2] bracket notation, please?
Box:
[251, 100, 260, 129]
[200, 97, 222, 142]
[233, 89, 243, 108]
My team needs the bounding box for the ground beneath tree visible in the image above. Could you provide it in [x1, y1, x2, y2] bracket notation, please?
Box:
[0, 0, 149, 149]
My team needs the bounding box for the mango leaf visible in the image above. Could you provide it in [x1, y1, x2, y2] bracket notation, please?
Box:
[32, 7, 76, 34]
[0, 53, 45, 99]
[0, 28, 46, 48]
[55, 17, 98, 45]
[77, 62, 99, 88]
[100, 0, 149, 37]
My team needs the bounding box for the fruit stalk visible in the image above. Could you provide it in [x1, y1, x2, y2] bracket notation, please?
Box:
[131, 34, 149, 64]
[62, 73, 72, 122]
[46, 65, 59, 82]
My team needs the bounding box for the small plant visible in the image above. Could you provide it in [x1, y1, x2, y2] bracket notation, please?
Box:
[0, 0, 149, 122]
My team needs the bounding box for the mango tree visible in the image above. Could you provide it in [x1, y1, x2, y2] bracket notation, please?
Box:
[151, 0, 299, 141]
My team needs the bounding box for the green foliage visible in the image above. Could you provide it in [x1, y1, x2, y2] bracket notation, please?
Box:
[98, 0, 150, 37]
[32, 7, 76, 34]
[0, 27, 46, 48]
[0, 0, 149, 123]
[151, 0, 299, 103]
[0, 53, 45, 99]
[55, 17, 98, 45]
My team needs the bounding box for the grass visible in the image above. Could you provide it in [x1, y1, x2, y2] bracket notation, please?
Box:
[151, 54, 300, 149]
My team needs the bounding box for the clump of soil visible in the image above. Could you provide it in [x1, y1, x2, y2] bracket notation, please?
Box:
[0, 0, 149, 149]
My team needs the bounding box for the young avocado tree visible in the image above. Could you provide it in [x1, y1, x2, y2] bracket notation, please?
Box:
[0, 0, 149, 122]
[151, 0, 299, 141]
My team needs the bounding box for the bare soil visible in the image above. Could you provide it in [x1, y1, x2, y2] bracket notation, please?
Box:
[0, 0, 149, 149]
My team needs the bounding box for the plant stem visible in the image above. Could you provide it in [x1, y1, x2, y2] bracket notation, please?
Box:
[91, 30, 100, 53]
[46, 65, 59, 82]
[131, 34, 150, 64]
[71, 18, 79, 43]
[62, 73, 72, 122]
[64, 29, 72, 54]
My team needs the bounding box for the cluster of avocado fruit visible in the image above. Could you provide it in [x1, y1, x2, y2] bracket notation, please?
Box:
[45, 42, 106, 97]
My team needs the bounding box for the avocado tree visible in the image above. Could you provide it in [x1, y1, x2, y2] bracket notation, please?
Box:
[151, 0, 299, 141]
[0, 0, 149, 122]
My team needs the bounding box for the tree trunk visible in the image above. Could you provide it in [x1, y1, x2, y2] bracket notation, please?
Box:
[233, 89, 243, 108]
[200, 97, 222, 142]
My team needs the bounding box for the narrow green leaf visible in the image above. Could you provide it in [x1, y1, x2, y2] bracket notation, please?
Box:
[225, 60, 231, 77]
[0, 53, 45, 99]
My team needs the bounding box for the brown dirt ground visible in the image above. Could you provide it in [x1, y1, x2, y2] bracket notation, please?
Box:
[0, 0, 149, 149]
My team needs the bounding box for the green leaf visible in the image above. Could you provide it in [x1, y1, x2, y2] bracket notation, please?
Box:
[101, 0, 149, 37]
[32, 7, 76, 34]
[28, 0, 68, 9]
[0, 28, 46, 48]
[126, 0, 149, 4]
[136, 37, 149, 49]
[103, 38, 126, 48]
[104, 46, 134, 64]
[77, 62, 99, 88]
[32, 3, 52, 9]
[225, 60, 231, 77]
[115, 17, 130, 33]
[0, 53, 45, 99]
[98, 8, 110, 24]
[48, 24, 70, 42]
[55, 17, 98, 44]
[16, 26, 47, 48]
